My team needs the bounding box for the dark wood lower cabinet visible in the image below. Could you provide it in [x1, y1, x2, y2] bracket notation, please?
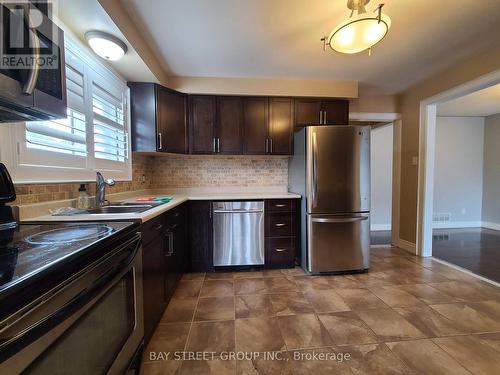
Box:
[141, 203, 188, 343]
[265, 237, 296, 267]
[264, 199, 299, 268]
[188, 201, 214, 272]
[142, 238, 167, 342]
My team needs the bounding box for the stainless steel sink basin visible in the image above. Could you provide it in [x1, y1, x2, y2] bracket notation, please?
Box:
[51, 199, 171, 216]
[83, 205, 154, 214]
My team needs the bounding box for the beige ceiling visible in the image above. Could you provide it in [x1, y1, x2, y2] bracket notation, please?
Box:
[437, 84, 500, 117]
[120, 0, 500, 94]
[57, 0, 157, 82]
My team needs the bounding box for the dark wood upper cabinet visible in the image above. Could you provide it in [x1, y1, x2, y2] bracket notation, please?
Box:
[157, 86, 188, 153]
[321, 99, 349, 125]
[294, 98, 349, 128]
[294, 98, 322, 128]
[269, 98, 294, 155]
[130, 84, 348, 156]
[189, 95, 216, 154]
[242, 97, 269, 155]
[129, 82, 187, 153]
[217, 97, 243, 154]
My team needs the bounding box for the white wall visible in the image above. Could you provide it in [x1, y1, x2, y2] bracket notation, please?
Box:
[482, 113, 500, 229]
[370, 124, 393, 231]
[433, 116, 484, 227]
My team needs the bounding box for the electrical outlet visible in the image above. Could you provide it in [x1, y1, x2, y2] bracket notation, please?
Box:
[461, 208, 466, 215]
[411, 156, 418, 166]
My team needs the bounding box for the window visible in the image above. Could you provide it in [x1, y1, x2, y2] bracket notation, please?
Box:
[5, 34, 131, 183]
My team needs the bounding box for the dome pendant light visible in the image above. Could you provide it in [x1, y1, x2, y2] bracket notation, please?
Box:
[321, 0, 391, 55]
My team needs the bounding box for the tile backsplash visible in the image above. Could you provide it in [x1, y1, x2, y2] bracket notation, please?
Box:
[13, 155, 155, 205]
[151, 155, 289, 188]
[12, 154, 289, 205]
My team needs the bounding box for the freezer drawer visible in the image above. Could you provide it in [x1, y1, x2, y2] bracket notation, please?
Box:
[213, 201, 265, 266]
[307, 213, 370, 273]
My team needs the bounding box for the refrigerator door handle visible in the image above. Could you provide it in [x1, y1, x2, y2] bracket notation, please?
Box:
[312, 131, 318, 208]
[311, 216, 369, 223]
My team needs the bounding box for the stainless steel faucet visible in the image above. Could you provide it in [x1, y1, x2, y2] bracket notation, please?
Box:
[95, 172, 115, 207]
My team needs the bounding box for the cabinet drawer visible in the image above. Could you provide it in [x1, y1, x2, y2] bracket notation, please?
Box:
[165, 206, 184, 228]
[141, 215, 165, 247]
[266, 199, 296, 212]
[265, 237, 295, 267]
[266, 212, 294, 237]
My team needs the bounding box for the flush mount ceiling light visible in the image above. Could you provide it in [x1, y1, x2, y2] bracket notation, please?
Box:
[85, 31, 128, 61]
[321, 0, 391, 55]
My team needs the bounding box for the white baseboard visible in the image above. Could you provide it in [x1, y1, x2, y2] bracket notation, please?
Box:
[432, 221, 482, 229]
[394, 238, 416, 254]
[482, 221, 500, 231]
[371, 224, 391, 231]
[432, 221, 500, 231]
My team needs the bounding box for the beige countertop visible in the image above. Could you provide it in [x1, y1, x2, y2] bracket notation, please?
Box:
[19, 187, 301, 223]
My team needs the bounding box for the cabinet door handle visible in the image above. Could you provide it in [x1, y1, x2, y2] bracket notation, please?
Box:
[275, 223, 286, 227]
[217, 138, 221, 153]
[165, 231, 174, 256]
[152, 223, 163, 231]
[275, 248, 287, 252]
[158, 132, 163, 150]
[213, 138, 216, 153]
[274, 204, 286, 208]
[324, 111, 327, 124]
[319, 111, 322, 124]
[270, 138, 273, 154]
[265, 138, 269, 153]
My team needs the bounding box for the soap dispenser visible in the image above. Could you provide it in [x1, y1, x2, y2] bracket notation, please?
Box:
[76, 184, 90, 209]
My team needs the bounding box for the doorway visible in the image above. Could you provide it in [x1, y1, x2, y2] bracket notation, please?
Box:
[370, 123, 394, 246]
[417, 70, 500, 281]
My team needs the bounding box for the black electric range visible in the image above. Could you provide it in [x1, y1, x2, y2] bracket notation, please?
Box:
[0, 221, 140, 318]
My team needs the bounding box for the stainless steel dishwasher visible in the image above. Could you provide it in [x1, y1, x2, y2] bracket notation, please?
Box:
[213, 201, 265, 266]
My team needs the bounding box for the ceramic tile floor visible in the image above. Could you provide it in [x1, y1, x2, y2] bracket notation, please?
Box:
[141, 247, 500, 374]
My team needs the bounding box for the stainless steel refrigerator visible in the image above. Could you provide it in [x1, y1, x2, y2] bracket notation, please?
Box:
[288, 125, 370, 274]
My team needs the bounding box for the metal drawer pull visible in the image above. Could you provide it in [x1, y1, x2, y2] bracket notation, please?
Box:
[152, 223, 163, 231]
[275, 223, 286, 227]
[274, 204, 286, 207]
[275, 248, 287, 252]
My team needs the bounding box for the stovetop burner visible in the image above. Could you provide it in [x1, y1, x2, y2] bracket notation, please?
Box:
[0, 221, 136, 294]
[25, 224, 114, 245]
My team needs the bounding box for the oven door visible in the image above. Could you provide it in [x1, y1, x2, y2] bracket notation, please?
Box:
[0, 2, 67, 121]
[0, 233, 144, 375]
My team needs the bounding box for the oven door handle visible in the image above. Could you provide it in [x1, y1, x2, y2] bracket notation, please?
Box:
[21, 3, 41, 95]
[0, 234, 141, 362]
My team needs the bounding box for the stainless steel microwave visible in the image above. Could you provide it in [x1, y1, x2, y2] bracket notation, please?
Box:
[0, 1, 67, 122]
